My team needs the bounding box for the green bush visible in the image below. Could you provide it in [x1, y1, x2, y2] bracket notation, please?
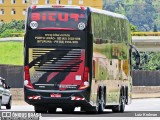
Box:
[0, 29, 24, 38]
[0, 20, 25, 38]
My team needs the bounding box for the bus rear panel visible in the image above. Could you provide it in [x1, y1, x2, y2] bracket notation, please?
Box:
[24, 6, 92, 109]
[24, 5, 133, 113]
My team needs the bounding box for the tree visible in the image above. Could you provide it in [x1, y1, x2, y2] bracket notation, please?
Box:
[153, 24, 158, 32]
[132, 52, 160, 70]
[0, 20, 25, 38]
[130, 24, 139, 32]
[144, 52, 160, 70]
[0, 23, 6, 34]
[103, 0, 159, 31]
[114, 0, 126, 15]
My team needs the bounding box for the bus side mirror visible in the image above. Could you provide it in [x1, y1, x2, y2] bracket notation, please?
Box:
[130, 44, 140, 67]
[135, 54, 140, 66]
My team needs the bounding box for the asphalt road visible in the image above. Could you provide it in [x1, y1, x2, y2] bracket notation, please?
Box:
[1, 98, 159, 111]
[0, 98, 160, 119]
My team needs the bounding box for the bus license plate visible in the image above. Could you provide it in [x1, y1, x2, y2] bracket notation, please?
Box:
[50, 94, 61, 98]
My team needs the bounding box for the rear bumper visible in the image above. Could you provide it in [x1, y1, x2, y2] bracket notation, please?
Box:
[24, 88, 92, 107]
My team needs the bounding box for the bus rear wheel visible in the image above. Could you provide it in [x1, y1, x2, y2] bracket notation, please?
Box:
[125, 86, 128, 105]
[98, 88, 105, 113]
[112, 92, 125, 113]
[85, 87, 105, 113]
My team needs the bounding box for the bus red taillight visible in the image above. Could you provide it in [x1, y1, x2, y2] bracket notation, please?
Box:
[79, 67, 89, 90]
[83, 67, 89, 82]
[24, 66, 34, 89]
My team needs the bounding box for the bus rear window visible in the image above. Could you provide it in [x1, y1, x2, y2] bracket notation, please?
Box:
[28, 8, 87, 30]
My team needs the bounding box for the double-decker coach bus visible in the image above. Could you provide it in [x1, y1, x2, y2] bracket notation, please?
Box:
[24, 5, 140, 113]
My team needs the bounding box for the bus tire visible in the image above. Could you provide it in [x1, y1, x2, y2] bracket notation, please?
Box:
[120, 96, 125, 112]
[98, 87, 105, 113]
[34, 106, 47, 113]
[112, 89, 125, 113]
[62, 107, 75, 113]
[125, 86, 128, 105]
[85, 87, 104, 113]
[112, 106, 120, 112]
[120, 87, 125, 112]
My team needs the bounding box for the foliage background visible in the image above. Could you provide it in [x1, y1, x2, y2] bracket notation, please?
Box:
[132, 52, 160, 70]
[0, 20, 24, 38]
[0, 16, 159, 70]
[103, 0, 160, 31]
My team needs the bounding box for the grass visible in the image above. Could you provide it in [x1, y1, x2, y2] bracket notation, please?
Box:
[0, 42, 23, 65]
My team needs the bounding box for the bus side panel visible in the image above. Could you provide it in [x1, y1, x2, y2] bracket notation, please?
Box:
[90, 12, 132, 106]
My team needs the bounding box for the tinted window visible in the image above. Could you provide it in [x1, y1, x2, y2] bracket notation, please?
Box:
[27, 8, 88, 30]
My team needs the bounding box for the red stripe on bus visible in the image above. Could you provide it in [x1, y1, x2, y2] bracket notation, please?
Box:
[59, 50, 85, 91]
[47, 72, 59, 82]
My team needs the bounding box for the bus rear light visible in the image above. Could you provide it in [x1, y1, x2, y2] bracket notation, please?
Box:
[24, 80, 34, 89]
[79, 67, 90, 90]
[78, 82, 89, 90]
[84, 81, 89, 86]
[83, 67, 89, 82]
[24, 66, 34, 89]
[32, 5, 37, 10]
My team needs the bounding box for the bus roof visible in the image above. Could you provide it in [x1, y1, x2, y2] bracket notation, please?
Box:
[89, 7, 128, 20]
[29, 5, 128, 20]
[29, 4, 87, 10]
